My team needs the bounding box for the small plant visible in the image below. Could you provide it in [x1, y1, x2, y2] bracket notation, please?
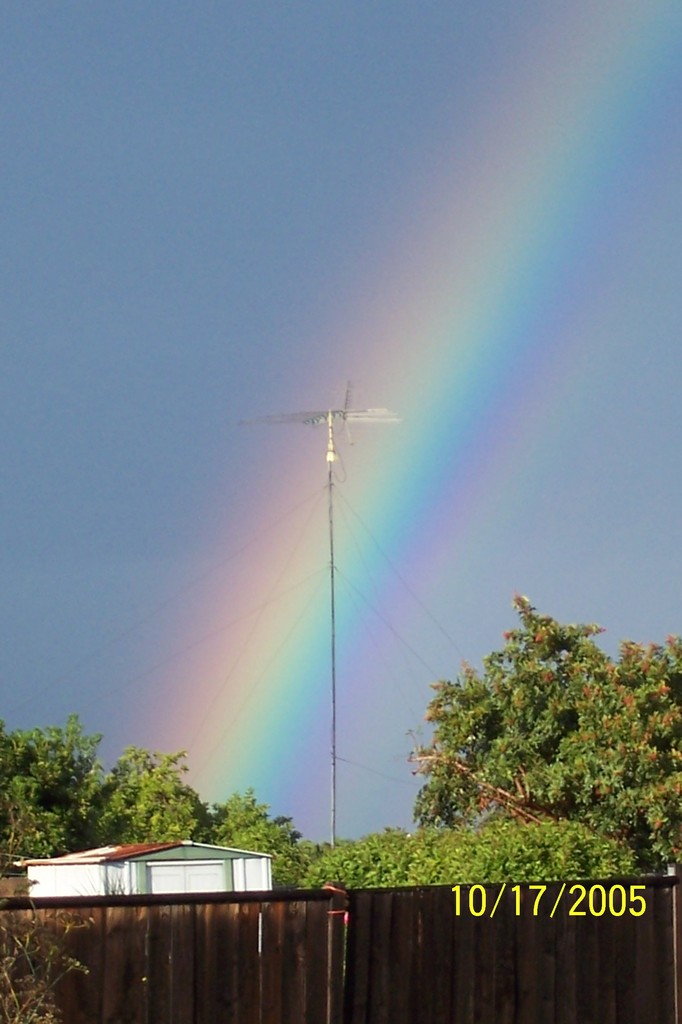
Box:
[0, 903, 88, 1024]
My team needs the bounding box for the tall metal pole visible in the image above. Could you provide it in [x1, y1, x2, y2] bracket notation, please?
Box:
[243, 395, 397, 848]
[326, 411, 337, 848]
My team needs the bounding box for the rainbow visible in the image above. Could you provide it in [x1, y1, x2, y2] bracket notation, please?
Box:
[150, 2, 680, 839]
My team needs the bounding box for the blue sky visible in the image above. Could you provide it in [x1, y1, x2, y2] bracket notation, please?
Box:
[2, 2, 682, 840]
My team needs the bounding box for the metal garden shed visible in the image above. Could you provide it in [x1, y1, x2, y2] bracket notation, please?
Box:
[20, 840, 272, 897]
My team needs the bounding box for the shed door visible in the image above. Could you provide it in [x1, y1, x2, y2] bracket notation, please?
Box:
[146, 860, 224, 894]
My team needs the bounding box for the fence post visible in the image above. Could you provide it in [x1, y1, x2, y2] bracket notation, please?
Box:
[323, 883, 348, 1024]
[668, 864, 682, 1024]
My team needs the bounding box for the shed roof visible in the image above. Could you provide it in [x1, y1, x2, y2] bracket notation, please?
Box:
[18, 840, 272, 867]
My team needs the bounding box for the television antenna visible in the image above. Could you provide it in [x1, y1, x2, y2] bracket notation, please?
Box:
[241, 383, 399, 845]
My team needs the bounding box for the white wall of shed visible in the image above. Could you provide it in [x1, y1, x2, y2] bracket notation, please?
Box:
[27, 863, 104, 897]
[234, 856, 271, 891]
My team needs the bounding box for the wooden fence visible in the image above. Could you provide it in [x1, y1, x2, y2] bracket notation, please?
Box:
[1, 873, 680, 1023]
[0, 888, 347, 1024]
[344, 875, 680, 1024]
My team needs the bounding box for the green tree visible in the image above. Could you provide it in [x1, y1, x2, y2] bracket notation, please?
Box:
[413, 596, 682, 869]
[302, 820, 634, 888]
[0, 716, 102, 862]
[210, 790, 310, 886]
[97, 748, 210, 845]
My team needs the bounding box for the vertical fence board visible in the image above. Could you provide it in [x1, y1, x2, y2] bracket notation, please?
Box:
[145, 904, 173, 1024]
[327, 886, 347, 1024]
[100, 905, 147, 1024]
[260, 900, 285, 1024]
[577, 912, 601, 1024]
[473, 913, 497, 1024]
[195, 902, 218, 1024]
[554, 897, 577, 1024]
[304, 901, 331, 1023]
[209, 902, 245, 1024]
[596, 912, 618, 1024]
[281, 901, 307, 1019]
[240, 902, 262, 1022]
[672, 866, 682, 1024]
[367, 888, 393, 1024]
[53, 905, 103, 1024]
[427, 887, 455, 1024]
[222, 902, 247, 1023]
[653, 882, 676, 1024]
[169, 902, 195, 1024]
[344, 891, 372, 1024]
[516, 890, 539, 1024]
[537, 901, 557, 1024]
[633, 882, 657, 1022]
[452, 895, 475, 1024]
[613, 904, 637, 1024]
[492, 887, 518, 1024]
[387, 890, 416, 1023]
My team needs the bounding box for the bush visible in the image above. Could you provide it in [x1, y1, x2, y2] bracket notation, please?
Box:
[303, 819, 636, 889]
[0, 904, 88, 1024]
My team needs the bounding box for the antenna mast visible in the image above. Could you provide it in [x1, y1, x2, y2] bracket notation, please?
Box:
[326, 410, 338, 846]
[241, 384, 398, 846]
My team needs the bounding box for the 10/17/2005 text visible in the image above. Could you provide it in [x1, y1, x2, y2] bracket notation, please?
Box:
[451, 883, 647, 918]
